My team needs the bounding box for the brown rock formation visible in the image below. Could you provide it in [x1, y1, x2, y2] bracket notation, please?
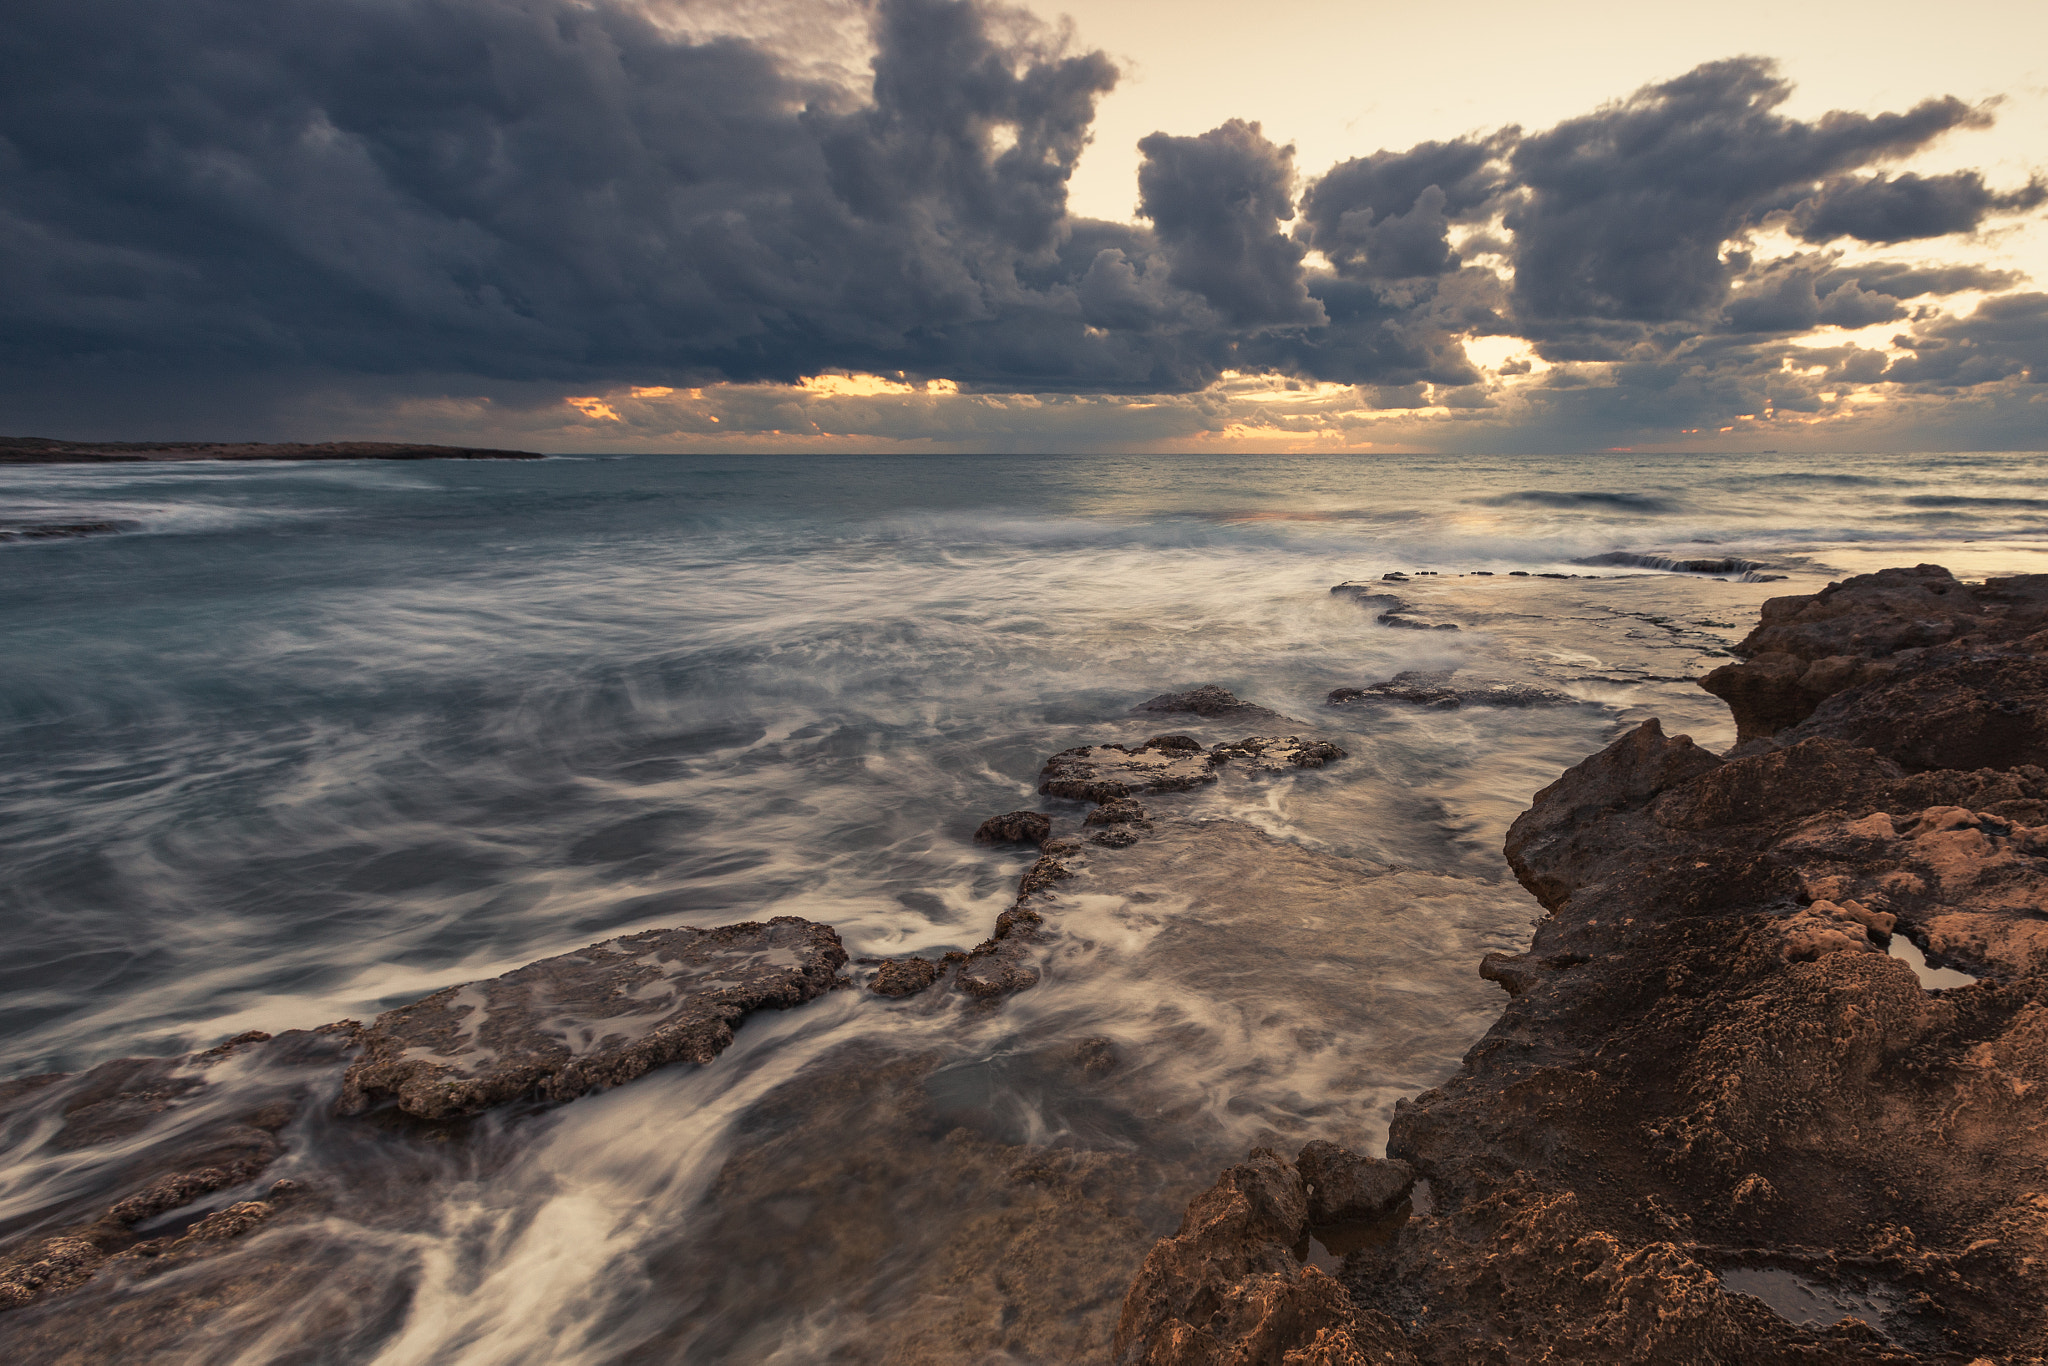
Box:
[1327, 670, 1577, 710]
[974, 810, 1053, 844]
[1118, 565, 2048, 1363]
[339, 916, 847, 1118]
[1699, 564, 2048, 749]
[0, 1026, 353, 1315]
[1040, 733, 1346, 803]
[1, 916, 852, 1329]
[1134, 685, 1296, 726]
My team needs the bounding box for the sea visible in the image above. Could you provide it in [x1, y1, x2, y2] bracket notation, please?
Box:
[2, 450, 2045, 1362]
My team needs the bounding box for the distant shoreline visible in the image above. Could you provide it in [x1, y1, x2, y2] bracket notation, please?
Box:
[0, 437, 544, 464]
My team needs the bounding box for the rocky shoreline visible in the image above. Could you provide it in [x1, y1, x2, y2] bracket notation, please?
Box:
[0, 437, 543, 463]
[1116, 565, 2048, 1363]
[6, 564, 2041, 1361]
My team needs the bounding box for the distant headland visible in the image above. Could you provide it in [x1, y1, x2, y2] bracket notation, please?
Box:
[0, 437, 544, 464]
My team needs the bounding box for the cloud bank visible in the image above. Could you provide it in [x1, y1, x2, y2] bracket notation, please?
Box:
[0, 0, 2042, 449]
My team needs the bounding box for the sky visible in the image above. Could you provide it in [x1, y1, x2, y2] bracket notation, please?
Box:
[2, 0, 2044, 454]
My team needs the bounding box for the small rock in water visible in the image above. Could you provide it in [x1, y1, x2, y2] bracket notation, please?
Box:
[1132, 685, 1287, 723]
[1295, 1140, 1415, 1225]
[973, 810, 1052, 845]
[339, 916, 847, 1119]
[1207, 735, 1346, 771]
[1073, 1036, 1120, 1075]
[1327, 670, 1575, 709]
[869, 957, 941, 998]
[1085, 796, 1150, 827]
[1038, 736, 1219, 801]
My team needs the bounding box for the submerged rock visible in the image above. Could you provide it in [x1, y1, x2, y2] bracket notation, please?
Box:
[0, 1026, 355, 1316]
[1576, 550, 1786, 581]
[0, 519, 139, 542]
[1330, 582, 1461, 630]
[1328, 670, 1577, 709]
[1207, 735, 1346, 771]
[338, 916, 847, 1119]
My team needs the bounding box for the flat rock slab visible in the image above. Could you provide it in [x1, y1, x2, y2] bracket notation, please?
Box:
[339, 916, 846, 1119]
[1039, 734, 1344, 803]
[1330, 582, 1460, 630]
[1328, 670, 1578, 709]
[1133, 686, 1297, 727]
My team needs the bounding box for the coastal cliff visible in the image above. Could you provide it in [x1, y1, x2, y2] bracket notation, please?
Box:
[1119, 565, 2048, 1363]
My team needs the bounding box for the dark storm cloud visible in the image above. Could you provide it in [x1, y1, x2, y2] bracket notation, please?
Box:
[1792, 171, 2048, 245]
[1503, 58, 1983, 344]
[1134, 120, 1324, 329]
[0, 3, 2037, 433]
[1296, 136, 1508, 280]
[0, 0, 1156, 393]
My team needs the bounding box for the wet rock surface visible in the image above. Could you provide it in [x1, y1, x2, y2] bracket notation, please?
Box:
[1327, 670, 1578, 710]
[0, 519, 140, 542]
[1039, 733, 1347, 803]
[1133, 685, 1297, 726]
[0, 917, 850, 1337]
[1331, 582, 1460, 631]
[339, 916, 848, 1119]
[1119, 565, 2048, 1364]
[974, 810, 1053, 844]
[0, 1027, 355, 1317]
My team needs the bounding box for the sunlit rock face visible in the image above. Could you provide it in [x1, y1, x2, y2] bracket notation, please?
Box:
[1119, 568, 2048, 1364]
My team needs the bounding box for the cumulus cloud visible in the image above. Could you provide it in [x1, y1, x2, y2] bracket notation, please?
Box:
[0, 1, 2040, 447]
[1792, 171, 2048, 244]
[1297, 136, 1507, 280]
[1504, 58, 1984, 343]
[1136, 120, 1324, 329]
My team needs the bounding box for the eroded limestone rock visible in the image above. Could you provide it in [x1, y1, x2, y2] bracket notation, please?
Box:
[338, 916, 847, 1119]
[1118, 567, 2048, 1364]
[1328, 670, 1577, 710]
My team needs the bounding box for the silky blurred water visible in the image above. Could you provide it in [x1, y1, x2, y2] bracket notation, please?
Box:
[3, 449, 2046, 1362]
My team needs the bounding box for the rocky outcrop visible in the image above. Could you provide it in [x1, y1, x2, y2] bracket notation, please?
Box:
[1134, 686, 1296, 726]
[1327, 670, 1577, 710]
[339, 917, 847, 1119]
[974, 810, 1053, 844]
[1699, 564, 2048, 746]
[1, 916, 852, 1326]
[1295, 1142, 1415, 1227]
[0, 1026, 355, 1314]
[1040, 734, 1345, 803]
[1118, 565, 2048, 1363]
